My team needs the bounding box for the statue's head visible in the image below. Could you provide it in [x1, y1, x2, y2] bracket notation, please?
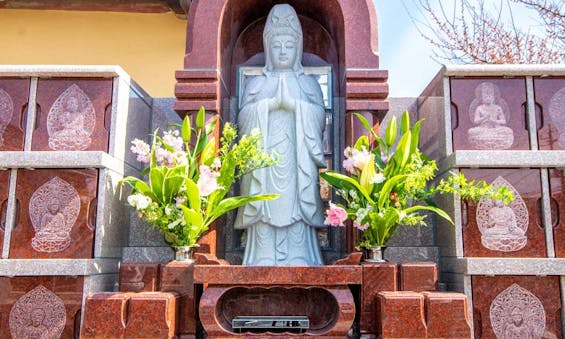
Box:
[263, 4, 303, 73]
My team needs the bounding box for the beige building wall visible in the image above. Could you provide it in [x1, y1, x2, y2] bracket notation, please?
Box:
[0, 9, 186, 97]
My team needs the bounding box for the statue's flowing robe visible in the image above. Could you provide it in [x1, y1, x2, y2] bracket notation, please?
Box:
[234, 71, 325, 265]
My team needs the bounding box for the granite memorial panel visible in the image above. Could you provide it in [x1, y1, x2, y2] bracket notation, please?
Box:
[534, 77, 565, 150]
[472, 275, 561, 338]
[451, 78, 529, 151]
[461, 168, 546, 257]
[32, 78, 112, 152]
[0, 78, 29, 151]
[10, 168, 98, 259]
[0, 276, 83, 338]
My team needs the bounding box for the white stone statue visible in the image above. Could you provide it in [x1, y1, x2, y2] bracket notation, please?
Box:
[467, 82, 514, 149]
[234, 4, 325, 265]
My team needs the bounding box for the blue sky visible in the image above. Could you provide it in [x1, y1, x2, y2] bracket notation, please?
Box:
[373, 0, 544, 97]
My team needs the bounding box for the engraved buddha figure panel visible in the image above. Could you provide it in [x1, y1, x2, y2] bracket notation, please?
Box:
[462, 169, 545, 257]
[0, 276, 83, 338]
[0, 171, 9, 255]
[534, 78, 565, 150]
[451, 78, 530, 150]
[0, 79, 30, 151]
[10, 169, 98, 259]
[490, 283, 545, 338]
[32, 79, 112, 151]
[9, 285, 66, 338]
[477, 177, 528, 252]
[29, 177, 80, 253]
[472, 276, 561, 339]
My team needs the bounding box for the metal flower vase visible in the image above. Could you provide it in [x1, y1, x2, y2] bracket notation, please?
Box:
[174, 246, 195, 263]
[365, 246, 386, 263]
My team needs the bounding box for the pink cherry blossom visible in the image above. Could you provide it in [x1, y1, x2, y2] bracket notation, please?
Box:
[197, 165, 221, 197]
[324, 202, 348, 227]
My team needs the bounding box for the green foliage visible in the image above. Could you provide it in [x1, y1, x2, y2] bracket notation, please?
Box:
[120, 108, 279, 248]
[322, 110, 514, 248]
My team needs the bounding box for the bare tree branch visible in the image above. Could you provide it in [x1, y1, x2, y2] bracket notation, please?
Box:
[411, 0, 564, 64]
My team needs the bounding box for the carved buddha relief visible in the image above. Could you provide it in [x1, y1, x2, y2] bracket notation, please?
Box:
[47, 84, 95, 150]
[9, 285, 66, 338]
[0, 88, 14, 147]
[29, 177, 80, 253]
[476, 177, 528, 252]
[490, 283, 545, 338]
[467, 82, 514, 149]
[548, 87, 565, 148]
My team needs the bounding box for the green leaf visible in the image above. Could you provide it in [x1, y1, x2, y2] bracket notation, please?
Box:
[320, 171, 374, 204]
[410, 120, 422, 155]
[395, 130, 412, 168]
[377, 174, 406, 209]
[184, 178, 201, 211]
[200, 137, 216, 166]
[196, 106, 205, 129]
[400, 110, 410, 134]
[180, 205, 203, 227]
[353, 113, 380, 142]
[354, 135, 369, 151]
[404, 205, 454, 224]
[181, 115, 192, 143]
[149, 167, 165, 203]
[163, 175, 184, 204]
[208, 194, 279, 222]
[359, 155, 376, 194]
[385, 115, 397, 147]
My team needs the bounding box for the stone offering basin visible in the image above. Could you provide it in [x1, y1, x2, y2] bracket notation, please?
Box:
[194, 265, 361, 337]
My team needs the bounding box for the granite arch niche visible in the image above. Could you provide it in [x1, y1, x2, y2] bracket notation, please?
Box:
[175, 0, 389, 262]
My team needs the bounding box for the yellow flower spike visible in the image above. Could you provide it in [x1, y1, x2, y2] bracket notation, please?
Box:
[360, 154, 376, 194]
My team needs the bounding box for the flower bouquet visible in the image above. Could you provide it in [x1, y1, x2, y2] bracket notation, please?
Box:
[320, 111, 512, 256]
[121, 107, 278, 252]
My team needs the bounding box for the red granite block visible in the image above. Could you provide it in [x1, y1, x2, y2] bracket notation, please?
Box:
[0, 276, 83, 338]
[119, 262, 160, 292]
[400, 262, 438, 292]
[124, 292, 178, 338]
[360, 263, 398, 335]
[450, 78, 530, 150]
[461, 168, 546, 258]
[199, 285, 354, 338]
[0, 78, 29, 151]
[534, 78, 565, 150]
[160, 261, 196, 335]
[10, 168, 98, 259]
[423, 292, 472, 338]
[81, 292, 129, 338]
[378, 291, 427, 338]
[472, 276, 561, 338]
[32, 78, 112, 152]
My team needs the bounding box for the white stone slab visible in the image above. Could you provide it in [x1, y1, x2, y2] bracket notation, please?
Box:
[0, 259, 119, 276]
[439, 150, 565, 169]
[442, 257, 565, 275]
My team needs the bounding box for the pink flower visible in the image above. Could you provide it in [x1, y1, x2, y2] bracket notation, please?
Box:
[324, 202, 348, 227]
[353, 221, 369, 231]
[163, 130, 184, 152]
[155, 147, 174, 167]
[352, 147, 372, 170]
[343, 157, 355, 173]
[197, 165, 221, 197]
[130, 139, 150, 163]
